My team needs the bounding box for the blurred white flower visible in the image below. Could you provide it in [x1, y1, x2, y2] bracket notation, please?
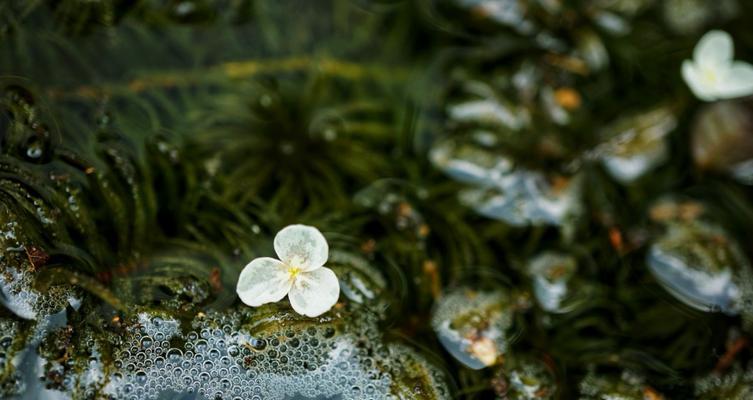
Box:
[682, 30, 753, 101]
[236, 224, 340, 317]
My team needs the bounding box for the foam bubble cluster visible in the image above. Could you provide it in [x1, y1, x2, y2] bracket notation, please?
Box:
[0, 319, 19, 376]
[579, 370, 658, 400]
[0, 218, 71, 321]
[0, 265, 40, 320]
[101, 309, 449, 400]
[695, 364, 753, 399]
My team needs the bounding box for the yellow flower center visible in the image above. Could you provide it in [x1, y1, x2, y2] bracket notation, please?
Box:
[702, 67, 719, 85]
[288, 267, 302, 279]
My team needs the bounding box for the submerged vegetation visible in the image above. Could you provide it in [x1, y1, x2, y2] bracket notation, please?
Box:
[1, 0, 753, 399]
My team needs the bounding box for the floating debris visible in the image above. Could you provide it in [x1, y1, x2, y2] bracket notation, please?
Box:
[431, 287, 514, 369]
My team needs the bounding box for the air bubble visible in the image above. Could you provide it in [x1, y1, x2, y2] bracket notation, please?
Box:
[25, 139, 44, 159]
[250, 338, 267, 351]
[166, 348, 182, 361]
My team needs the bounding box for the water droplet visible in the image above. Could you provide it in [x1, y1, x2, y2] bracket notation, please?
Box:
[25, 138, 44, 159]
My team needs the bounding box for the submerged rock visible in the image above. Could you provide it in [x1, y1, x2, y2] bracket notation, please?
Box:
[446, 80, 531, 132]
[491, 355, 557, 400]
[526, 252, 582, 313]
[647, 220, 748, 315]
[431, 287, 515, 370]
[695, 364, 753, 400]
[434, 0, 536, 35]
[691, 101, 753, 184]
[328, 249, 388, 309]
[663, 0, 737, 34]
[579, 370, 664, 400]
[430, 138, 582, 227]
[596, 106, 677, 184]
[0, 209, 71, 321]
[576, 29, 609, 72]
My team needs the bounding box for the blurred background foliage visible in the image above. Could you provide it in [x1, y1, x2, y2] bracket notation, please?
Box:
[2, 0, 753, 399]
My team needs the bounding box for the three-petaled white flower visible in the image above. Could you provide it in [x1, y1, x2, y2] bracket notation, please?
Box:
[236, 224, 340, 317]
[682, 30, 753, 102]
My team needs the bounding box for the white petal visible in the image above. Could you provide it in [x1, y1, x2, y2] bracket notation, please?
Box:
[715, 61, 753, 99]
[274, 224, 328, 271]
[236, 257, 292, 307]
[288, 267, 340, 317]
[682, 60, 716, 101]
[694, 30, 733, 69]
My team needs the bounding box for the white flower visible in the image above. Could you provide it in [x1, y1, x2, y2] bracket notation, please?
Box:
[682, 30, 753, 101]
[236, 224, 340, 317]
